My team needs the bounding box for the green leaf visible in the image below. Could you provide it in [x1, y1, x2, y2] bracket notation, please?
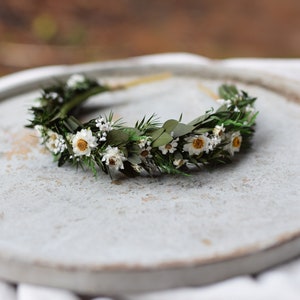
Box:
[106, 129, 129, 145]
[152, 132, 173, 147]
[58, 153, 68, 167]
[188, 113, 210, 127]
[173, 123, 194, 137]
[174, 152, 183, 160]
[127, 154, 142, 165]
[62, 116, 83, 132]
[218, 84, 239, 100]
[149, 127, 164, 140]
[193, 127, 212, 134]
[162, 119, 178, 133]
[216, 104, 228, 113]
[123, 127, 142, 141]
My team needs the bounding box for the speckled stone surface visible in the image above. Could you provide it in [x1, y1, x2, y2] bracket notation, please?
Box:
[0, 55, 299, 294]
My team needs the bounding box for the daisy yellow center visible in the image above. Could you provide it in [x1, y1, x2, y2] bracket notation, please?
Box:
[192, 138, 205, 149]
[77, 139, 88, 151]
[232, 136, 241, 148]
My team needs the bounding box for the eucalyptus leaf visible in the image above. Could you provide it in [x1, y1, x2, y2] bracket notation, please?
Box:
[152, 132, 173, 147]
[123, 127, 142, 141]
[127, 154, 142, 165]
[173, 123, 194, 137]
[149, 127, 164, 140]
[193, 128, 212, 134]
[216, 104, 228, 113]
[106, 129, 129, 145]
[162, 119, 178, 133]
[188, 113, 210, 127]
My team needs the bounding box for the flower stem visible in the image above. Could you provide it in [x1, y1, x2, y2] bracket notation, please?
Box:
[56, 86, 109, 119]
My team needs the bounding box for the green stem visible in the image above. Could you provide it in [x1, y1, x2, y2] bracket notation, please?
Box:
[54, 86, 109, 120]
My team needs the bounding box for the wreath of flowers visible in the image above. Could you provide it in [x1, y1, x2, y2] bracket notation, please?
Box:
[27, 74, 258, 178]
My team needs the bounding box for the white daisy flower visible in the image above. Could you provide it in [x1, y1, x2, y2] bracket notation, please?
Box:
[138, 137, 152, 158]
[183, 134, 209, 155]
[102, 146, 126, 170]
[66, 74, 85, 89]
[213, 124, 225, 137]
[159, 138, 179, 155]
[225, 131, 242, 156]
[140, 145, 153, 159]
[72, 128, 97, 157]
[45, 130, 66, 154]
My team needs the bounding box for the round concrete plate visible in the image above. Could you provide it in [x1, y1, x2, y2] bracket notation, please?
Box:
[0, 54, 299, 295]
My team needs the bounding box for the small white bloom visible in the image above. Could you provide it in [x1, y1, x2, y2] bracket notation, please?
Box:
[95, 116, 114, 142]
[213, 124, 225, 137]
[72, 128, 97, 157]
[173, 158, 188, 168]
[208, 135, 221, 151]
[159, 138, 179, 155]
[102, 146, 126, 170]
[245, 104, 255, 113]
[34, 125, 44, 139]
[95, 116, 113, 132]
[48, 92, 63, 103]
[234, 106, 240, 112]
[217, 98, 232, 107]
[183, 135, 209, 156]
[66, 74, 85, 89]
[138, 137, 151, 149]
[45, 130, 66, 154]
[245, 104, 256, 121]
[48, 92, 59, 99]
[225, 131, 242, 156]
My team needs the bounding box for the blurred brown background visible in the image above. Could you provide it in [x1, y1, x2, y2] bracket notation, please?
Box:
[0, 0, 299, 76]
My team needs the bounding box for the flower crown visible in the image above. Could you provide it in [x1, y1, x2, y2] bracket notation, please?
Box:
[27, 74, 258, 178]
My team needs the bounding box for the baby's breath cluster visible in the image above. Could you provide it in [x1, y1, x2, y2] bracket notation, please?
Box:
[27, 74, 258, 178]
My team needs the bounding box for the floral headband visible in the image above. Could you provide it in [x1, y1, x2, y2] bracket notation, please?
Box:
[27, 74, 258, 178]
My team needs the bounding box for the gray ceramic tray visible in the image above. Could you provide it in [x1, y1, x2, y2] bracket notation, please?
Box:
[0, 54, 299, 295]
